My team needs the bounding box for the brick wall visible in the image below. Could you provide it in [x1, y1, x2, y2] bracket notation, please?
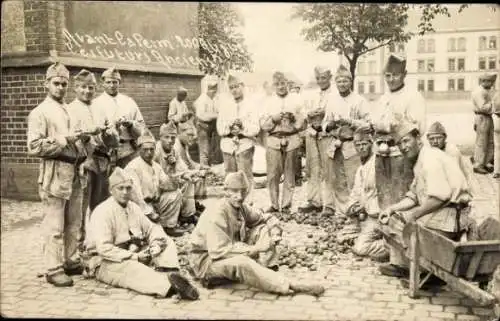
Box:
[0, 65, 201, 200]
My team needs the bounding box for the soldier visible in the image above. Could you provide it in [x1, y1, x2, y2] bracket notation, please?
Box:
[168, 86, 193, 124]
[472, 72, 497, 174]
[83, 167, 199, 300]
[67, 69, 120, 250]
[125, 130, 189, 237]
[27, 63, 92, 286]
[426, 121, 474, 189]
[154, 121, 208, 224]
[217, 74, 261, 203]
[298, 66, 337, 216]
[188, 171, 325, 296]
[347, 128, 388, 262]
[92, 67, 145, 168]
[378, 122, 472, 282]
[194, 78, 220, 167]
[372, 54, 427, 139]
[324, 65, 371, 216]
[493, 91, 500, 178]
[260, 71, 305, 213]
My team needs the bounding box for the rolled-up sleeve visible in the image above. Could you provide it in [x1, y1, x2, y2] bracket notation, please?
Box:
[423, 159, 452, 202]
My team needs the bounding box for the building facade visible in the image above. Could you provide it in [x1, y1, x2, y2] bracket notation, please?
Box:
[1, 1, 204, 200]
[351, 5, 500, 99]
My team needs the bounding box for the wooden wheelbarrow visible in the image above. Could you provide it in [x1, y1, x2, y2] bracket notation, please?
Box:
[380, 218, 500, 313]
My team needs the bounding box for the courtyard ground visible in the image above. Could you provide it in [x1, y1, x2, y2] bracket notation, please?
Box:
[1, 109, 499, 320]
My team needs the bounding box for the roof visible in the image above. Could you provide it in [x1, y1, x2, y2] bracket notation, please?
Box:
[406, 4, 500, 33]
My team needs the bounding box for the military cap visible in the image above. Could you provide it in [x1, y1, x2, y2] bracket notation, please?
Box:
[353, 126, 373, 142]
[479, 72, 497, 82]
[335, 65, 353, 80]
[178, 86, 188, 93]
[109, 167, 133, 188]
[314, 65, 331, 76]
[137, 129, 156, 146]
[393, 121, 419, 143]
[426, 121, 447, 137]
[272, 71, 287, 83]
[224, 171, 249, 190]
[227, 74, 243, 85]
[74, 69, 97, 85]
[384, 53, 407, 73]
[159, 121, 178, 137]
[46, 62, 70, 80]
[101, 66, 121, 81]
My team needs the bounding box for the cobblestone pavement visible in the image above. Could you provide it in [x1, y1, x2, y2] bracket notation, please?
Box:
[1, 170, 498, 320]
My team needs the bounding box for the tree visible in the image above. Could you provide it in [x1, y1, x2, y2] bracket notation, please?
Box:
[196, 3, 253, 77]
[291, 4, 474, 85]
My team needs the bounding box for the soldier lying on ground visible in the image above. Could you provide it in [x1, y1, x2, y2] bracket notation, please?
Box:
[188, 171, 325, 296]
[82, 167, 199, 300]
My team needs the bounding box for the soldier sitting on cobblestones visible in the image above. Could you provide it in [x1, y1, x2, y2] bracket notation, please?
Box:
[346, 128, 389, 262]
[188, 171, 325, 296]
[82, 167, 199, 300]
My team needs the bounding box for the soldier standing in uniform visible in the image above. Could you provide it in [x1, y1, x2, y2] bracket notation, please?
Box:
[472, 72, 497, 174]
[168, 86, 193, 124]
[194, 78, 220, 167]
[92, 67, 145, 168]
[324, 65, 371, 216]
[298, 66, 337, 216]
[217, 75, 261, 204]
[27, 63, 91, 286]
[260, 72, 305, 213]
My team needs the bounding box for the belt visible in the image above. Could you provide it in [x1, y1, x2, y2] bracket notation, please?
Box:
[119, 139, 132, 144]
[269, 132, 297, 138]
[144, 197, 158, 203]
[474, 111, 492, 116]
[446, 202, 469, 210]
[338, 137, 354, 142]
[48, 154, 86, 165]
[226, 134, 245, 140]
[93, 150, 110, 158]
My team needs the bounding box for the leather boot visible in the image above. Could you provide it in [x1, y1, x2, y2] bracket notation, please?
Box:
[290, 282, 325, 297]
[164, 226, 186, 237]
[378, 263, 409, 278]
[167, 272, 200, 300]
[298, 202, 322, 214]
[473, 166, 489, 174]
[46, 271, 74, 287]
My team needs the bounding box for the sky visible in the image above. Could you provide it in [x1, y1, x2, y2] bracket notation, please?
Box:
[237, 3, 340, 85]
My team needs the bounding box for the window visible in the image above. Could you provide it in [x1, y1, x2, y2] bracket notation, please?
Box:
[418, 80, 425, 92]
[489, 36, 497, 49]
[458, 38, 466, 52]
[417, 39, 425, 53]
[369, 81, 376, 94]
[427, 39, 435, 53]
[358, 82, 365, 94]
[457, 78, 465, 91]
[448, 79, 455, 91]
[368, 61, 376, 74]
[488, 56, 497, 70]
[448, 38, 456, 52]
[457, 58, 465, 71]
[358, 61, 366, 75]
[448, 58, 456, 71]
[479, 57, 486, 70]
[427, 79, 434, 92]
[417, 60, 425, 72]
[427, 59, 435, 72]
[479, 36, 487, 50]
